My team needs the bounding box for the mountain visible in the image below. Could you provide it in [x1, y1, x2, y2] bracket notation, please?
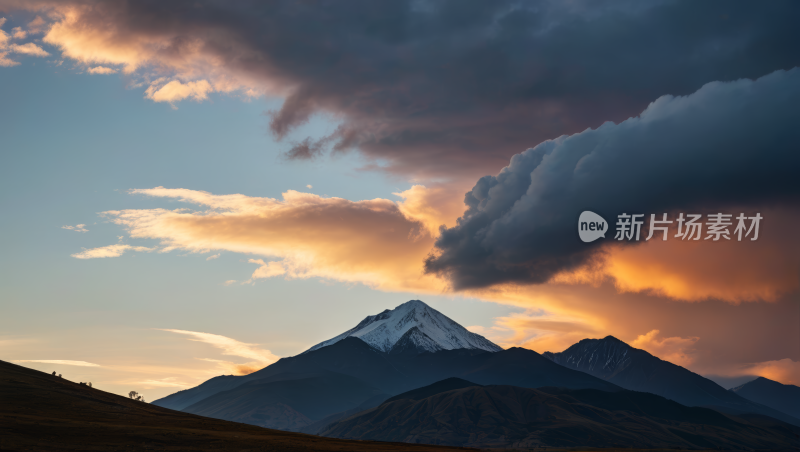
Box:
[0, 359, 467, 452]
[154, 336, 620, 413]
[305, 300, 502, 354]
[731, 376, 800, 420]
[181, 371, 389, 431]
[322, 379, 800, 449]
[148, 373, 243, 412]
[544, 335, 800, 426]
[154, 301, 621, 432]
[381, 377, 480, 405]
[154, 300, 617, 414]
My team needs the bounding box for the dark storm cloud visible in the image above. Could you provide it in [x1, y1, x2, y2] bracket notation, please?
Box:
[424, 69, 800, 289]
[9, 0, 800, 179]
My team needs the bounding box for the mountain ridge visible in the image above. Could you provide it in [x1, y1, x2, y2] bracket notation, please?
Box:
[321, 379, 800, 448]
[544, 335, 800, 426]
[731, 376, 800, 420]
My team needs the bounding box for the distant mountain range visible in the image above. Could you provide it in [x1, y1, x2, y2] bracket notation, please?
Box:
[731, 376, 800, 420]
[150, 299, 800, 448]
[154, 301, 616, 414]
[321, 378, 800, 449]
[166, 337, 620, 429]
[543, 335, 800, 426]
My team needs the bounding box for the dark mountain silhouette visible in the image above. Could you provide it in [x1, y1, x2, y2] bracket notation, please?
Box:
[153, 302, 799, 438]
[151, 373, 242, 411]
[181, 371, 390, 431]
[321, 380, 800, 449]
[154, 337, 620, 418]
[0, 359, 472, 452]
[731, 376, 800, 420]
[544, 335, 800, 426]
[381, 377, 481, 405]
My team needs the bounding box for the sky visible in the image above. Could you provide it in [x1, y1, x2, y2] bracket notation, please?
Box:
[1, 0, 798, 401]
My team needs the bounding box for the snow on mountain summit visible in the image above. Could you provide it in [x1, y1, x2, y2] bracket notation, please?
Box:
[305, 300, 503, 354]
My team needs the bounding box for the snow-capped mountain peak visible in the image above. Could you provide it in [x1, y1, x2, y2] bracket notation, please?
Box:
[305, 300, 503, 354]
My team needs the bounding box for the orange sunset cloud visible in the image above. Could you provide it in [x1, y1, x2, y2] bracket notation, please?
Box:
[85, 186, 450, 293]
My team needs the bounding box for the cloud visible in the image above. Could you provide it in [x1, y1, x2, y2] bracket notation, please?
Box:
[426, 69, 800, 302]
[7, 42, 48, 56]
[742, 359, 800, 386]
[598, 213, 800, 302]
[100, 186, 446, 292]
[1, 1, 798, 179]
[205, 253, 220, 261]
[284, 136, 329, 161]
[71, 244, 154, 259]
[306, 185, 312, 189]
[158, 329, 278, 363]
[87, 65, 116, 74]
[145, 79, 213, 105]
[26, 16, 45, 34]
[16, 359, 100, 367]
[631, 330, 699, 367]
[138, 378, 189, 388]
[706, 359, 800, 387]
[0, 52, 15, 66]
[0, 17, 49, 65]
[158, 329, 279, 375]
[0, 19, 12, 66]
[11, 26, 25, 39]
[395, 184, 468, 237]
[197, 358, 263, 376]
[247, 259, 285, 281]
[483, 309, 600, 353]
[62, 224, 88, 232]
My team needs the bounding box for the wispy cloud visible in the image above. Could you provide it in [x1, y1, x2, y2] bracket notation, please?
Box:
[197, 358, 264, 376]
[206, 253, 220, 261]
[72, 244, 154, 259]
[87, 65, 116, 74]
[145, 79, 213, 106]
[62, 224, 88, 232]
[16, 359, 101, 367]
[157, 329, 279, 375]
[137, 378, 189, 388]
[247, 259, 285, 281]
[7, 42, 48, 56]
